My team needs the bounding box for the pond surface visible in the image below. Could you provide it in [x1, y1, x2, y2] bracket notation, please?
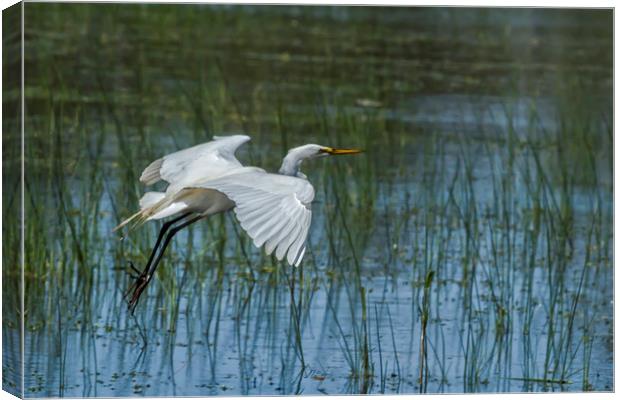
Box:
[2, 4, 613, 397]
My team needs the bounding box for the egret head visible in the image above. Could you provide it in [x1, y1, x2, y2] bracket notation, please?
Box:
[279, 144, 363, 177]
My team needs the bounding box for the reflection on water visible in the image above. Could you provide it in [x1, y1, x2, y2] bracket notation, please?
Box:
[3, 4, 612, 396]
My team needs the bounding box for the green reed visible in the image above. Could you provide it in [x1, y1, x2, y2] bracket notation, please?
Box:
[5, 4, 612, 397]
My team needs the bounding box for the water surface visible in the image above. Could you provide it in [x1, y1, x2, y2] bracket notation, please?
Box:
[2, 4, 613, 396]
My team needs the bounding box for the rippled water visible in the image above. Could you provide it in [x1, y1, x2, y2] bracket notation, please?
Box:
[2, 4, 612, 396]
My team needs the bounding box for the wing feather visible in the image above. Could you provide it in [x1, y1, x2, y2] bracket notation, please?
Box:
[139, 135, 251, 187]
[140, 159, 164, 185]
[242, 204, 280, 236]
[263, 215, 292, 255]
[252, 205, 289, 247]
[276, 216, 303, 261]
[288, 211, 311, 265]
[293, 246, 306, 267]
[195, 169, 314, 266]
[265, 218, 295, 256]
[238, 202, 275, 222]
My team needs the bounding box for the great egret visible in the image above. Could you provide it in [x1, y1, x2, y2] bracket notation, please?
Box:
[115, 135, 363, 312]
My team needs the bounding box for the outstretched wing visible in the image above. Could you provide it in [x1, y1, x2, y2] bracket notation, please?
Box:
[140, 135, 251, 188]
[195, 170, 315, 266]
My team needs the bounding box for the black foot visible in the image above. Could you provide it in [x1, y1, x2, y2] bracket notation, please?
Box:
[124, 261, 152, 314]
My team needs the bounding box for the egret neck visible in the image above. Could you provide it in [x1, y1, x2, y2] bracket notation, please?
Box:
[278, 144, 324, 178]
[278, 143, 364, 178]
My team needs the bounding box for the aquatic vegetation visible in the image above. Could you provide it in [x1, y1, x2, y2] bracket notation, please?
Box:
[2, 4, 612, 397]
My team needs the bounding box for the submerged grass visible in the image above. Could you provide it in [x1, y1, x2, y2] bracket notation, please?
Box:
[3, 4, 612, 397]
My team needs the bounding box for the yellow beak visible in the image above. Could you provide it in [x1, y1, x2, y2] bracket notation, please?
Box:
[322, 147, 364, 155]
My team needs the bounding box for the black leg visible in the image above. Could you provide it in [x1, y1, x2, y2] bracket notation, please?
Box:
[127, 214, 203, 313]
[144, 212, 191, 273]
[124, 212, 190, 300]
[145, 215, 203, 278]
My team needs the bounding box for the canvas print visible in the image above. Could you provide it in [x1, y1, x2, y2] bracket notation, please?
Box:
[2, 3, 613, 397]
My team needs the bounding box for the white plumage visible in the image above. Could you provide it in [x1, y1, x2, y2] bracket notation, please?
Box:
[140, 135, 250, 189]
[118, 135, 325, 266]
[197, 170, 314, 266]
[118, 135, 362, 311]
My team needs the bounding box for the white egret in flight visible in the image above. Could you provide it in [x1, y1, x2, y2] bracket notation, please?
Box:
[115, 135, 363, 312]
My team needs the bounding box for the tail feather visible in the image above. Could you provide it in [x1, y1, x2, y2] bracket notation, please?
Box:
[113, 191, 167, 232]
[113, 189, 203, 234]
[112, 210, 142, 232]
